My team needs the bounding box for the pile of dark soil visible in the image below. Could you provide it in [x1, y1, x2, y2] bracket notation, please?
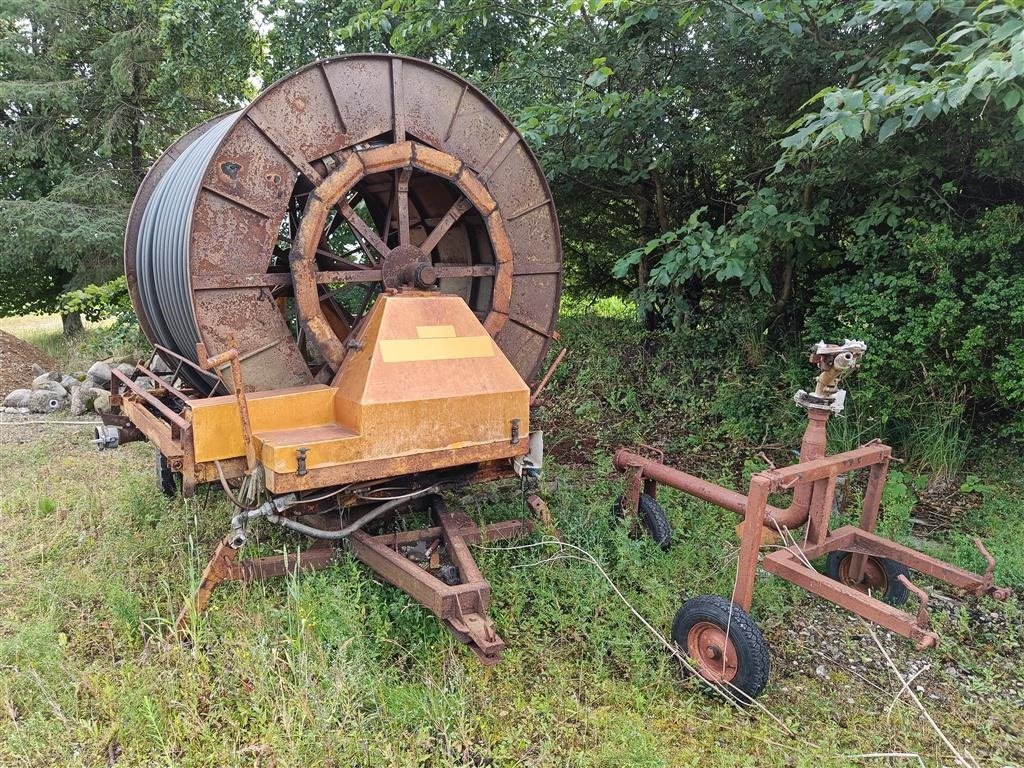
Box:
[0, 330, 57, 396]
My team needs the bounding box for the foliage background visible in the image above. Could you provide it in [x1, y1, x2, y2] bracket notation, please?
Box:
[2, 0, 1023, 469]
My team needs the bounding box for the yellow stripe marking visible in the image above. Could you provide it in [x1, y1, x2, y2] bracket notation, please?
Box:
[379, 335, 494, 363]
[416, 324, 456, 338]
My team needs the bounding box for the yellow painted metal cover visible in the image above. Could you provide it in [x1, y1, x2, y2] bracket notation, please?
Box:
[189, 293, 531, 484]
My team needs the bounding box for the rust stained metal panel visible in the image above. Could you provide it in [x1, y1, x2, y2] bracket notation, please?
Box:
[321, 57, 395, 145]
[191, 289, 311, 392]
[504, 202, 561, 265]
[443, 88, 511, 172]
[493, 320, 549, 382]
[509, 273, 560, 340]
[200, 118, 295, 217]
[248, 64, 352, 164]
[264, 439, 528, 494]
[189, 189, 279, 278]
[402, 61, 468, 149]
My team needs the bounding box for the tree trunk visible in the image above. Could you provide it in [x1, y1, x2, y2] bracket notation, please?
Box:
[61, 312, 83, 335]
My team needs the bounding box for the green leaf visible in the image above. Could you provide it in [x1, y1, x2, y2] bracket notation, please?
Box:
[878, 115, 901, 142]
[788, 21, 803, 36]
[840, 115, 863, 139]
[915, 1, 934, 23]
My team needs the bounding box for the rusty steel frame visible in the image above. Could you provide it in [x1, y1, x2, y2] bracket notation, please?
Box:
[614, 412, 1012, 650]
[110, 358, 536, 662]
[175, 497, 533, 663]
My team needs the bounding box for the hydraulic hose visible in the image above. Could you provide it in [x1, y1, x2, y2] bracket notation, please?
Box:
[229, 485, 440, 546]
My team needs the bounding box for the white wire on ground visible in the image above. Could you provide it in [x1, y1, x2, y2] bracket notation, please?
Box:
[0, 419, 102, 426]
[479, 536, 799, 735]
[864, 622, 979, 768]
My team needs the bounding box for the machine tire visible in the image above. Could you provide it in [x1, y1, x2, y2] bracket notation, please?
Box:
[612, 493, 672, 551]
[825, 551, 909, 606]
[156, 451, 178, 498]
[671, 595, 770, 701]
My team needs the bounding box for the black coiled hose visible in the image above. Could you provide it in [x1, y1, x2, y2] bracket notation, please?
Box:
[134, 112, 240, 390]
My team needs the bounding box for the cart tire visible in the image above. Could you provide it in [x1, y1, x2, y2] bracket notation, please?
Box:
[671, 595, 770, 701]
[156, 451, 178, 498]
[612, 494, 672, 551]
[825, 551, 909, 606]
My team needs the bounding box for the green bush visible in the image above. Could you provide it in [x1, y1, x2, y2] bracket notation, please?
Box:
[59, 275, 131, 322]
[804, 205, 1024, 473]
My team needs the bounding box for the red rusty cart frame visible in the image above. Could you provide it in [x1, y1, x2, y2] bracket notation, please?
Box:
[613, 341, 1012, 697]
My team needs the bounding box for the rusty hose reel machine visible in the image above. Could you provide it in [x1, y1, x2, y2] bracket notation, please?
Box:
[112, 55, 563, 663]
[125, 54, 561, 393]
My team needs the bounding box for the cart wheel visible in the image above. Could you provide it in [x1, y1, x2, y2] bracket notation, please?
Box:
[156, 451, 178, 497]
[671, 595, 770, 700]
[825, 551, 909, 606]
[612, 494, 672, 551]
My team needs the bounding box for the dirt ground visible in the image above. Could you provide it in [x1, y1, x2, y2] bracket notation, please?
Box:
[0, 330, 57, 396]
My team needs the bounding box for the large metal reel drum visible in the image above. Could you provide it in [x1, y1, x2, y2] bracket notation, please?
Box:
[125, 54, 562, 393]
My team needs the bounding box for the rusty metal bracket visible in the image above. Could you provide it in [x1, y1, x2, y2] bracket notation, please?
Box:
[530, 347, 567, 405]
[897, 574, 932, 641]
[196, 335, 256, 474]
[972, 537, 1013, 599]
[174, 537, 238, 638]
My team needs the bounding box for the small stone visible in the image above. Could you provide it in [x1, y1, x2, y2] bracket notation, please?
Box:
[150, 355, 172, 374]
[31, 371, 60, 388]
[30, 363, 46, 377]
[815, 665, 827, 677]
[3, 389, 31, 408]
[34, 380, 68, 397]
[87, 361, 112, 384]
[115, 363, 136, 378]
[60, 375, 78, 390]
[28, 390, 64, 413]
[70, 385, 98, 416]
[93, 391, 111, 414]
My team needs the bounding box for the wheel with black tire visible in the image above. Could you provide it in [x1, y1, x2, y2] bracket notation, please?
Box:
[612, 493, 672, 551]
[671, 595, 771, 701]
[156, 451, 178, 498]
[825, 551, 909, 606]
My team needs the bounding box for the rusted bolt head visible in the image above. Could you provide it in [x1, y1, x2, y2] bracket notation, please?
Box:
[411, 262, 437, 288]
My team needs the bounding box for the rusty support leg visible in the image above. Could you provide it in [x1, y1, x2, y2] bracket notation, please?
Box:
[734, 476, 770, 611]
[850, 460, 889, 583]
[763, 547, 940, 648]
[621, 466, 643, 536]
[804, 472, 838, 548]
[175, 538, 238, 637]
[350, 512, 533, 665]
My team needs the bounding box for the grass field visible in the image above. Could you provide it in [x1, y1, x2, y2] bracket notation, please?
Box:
[1, 305, 1022, 767]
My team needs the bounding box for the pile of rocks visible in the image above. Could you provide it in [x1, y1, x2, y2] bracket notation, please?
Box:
[2, 360, 139, 416]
